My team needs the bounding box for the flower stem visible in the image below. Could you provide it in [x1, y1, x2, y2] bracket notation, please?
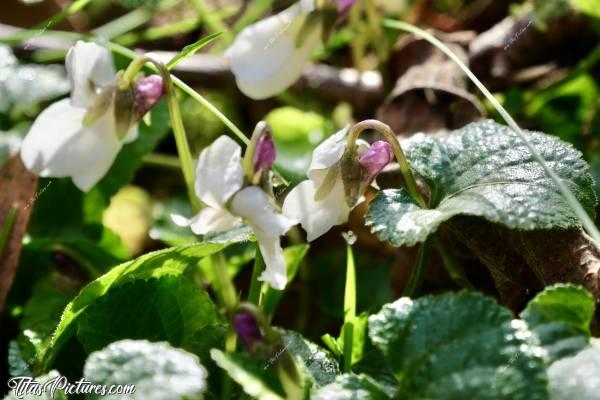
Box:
[403, 237, 432, 297]
[347, 119, 427, 208]
[120, 55, 201, 212]
[383, 19, 600, 244]
[248, 245, 265, 307]
[221, 330, 237, 400]
[212, 253, 238, 312]
[431, 235, 473, 289]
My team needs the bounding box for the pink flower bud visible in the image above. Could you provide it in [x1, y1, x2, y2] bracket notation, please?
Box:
[233, 312, 263, 351]
[134, 75, 165, 117]
[359, 140, 393, 184]
[336, 0, 356, 13]
[253, 135, 276, 173]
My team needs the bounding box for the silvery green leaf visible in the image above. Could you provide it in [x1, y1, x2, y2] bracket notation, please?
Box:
[313, 374, 390, 400]
[368, 291, 548, 399]
[0, 45, 69, 113]
[366, 120, 597, 247]
[84, 339, 207, 400]
[548, 339, 600, 400]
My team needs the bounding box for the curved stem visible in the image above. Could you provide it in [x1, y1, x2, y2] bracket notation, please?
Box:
[403, 238, 432, 297]
[121, 55, 201, 212]
[347, 119, 427, 208]
[384, 19, 600, 244]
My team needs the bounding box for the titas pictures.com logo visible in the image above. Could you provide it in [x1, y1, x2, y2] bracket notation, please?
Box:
[7, 375, 136, 399]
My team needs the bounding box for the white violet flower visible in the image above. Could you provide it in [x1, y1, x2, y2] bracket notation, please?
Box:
[173, 136, 297, 290]
[20, 41, 164, 191]
[283, 127, 393, 241]
[225, 0, 322, 100]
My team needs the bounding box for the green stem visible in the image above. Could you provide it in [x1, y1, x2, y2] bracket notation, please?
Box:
[384, 19, 600, 244]
[213, 253, 238, 311]
[142, 153, 182, 170]
[0, 207, 17, 259]
[431, 235, 473, 289]
[403, 238, 432, 297]
[50, 244, 101, 279]
[347, 119, 427, 208]
[120, 55, 201, 212]
[342, 244, 356, 373]
[221, 330, 237, 400]
[248, 245, 265, 306]
[0, 30, 250, 145]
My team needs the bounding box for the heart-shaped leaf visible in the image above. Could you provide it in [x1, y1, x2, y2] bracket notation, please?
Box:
[84, 339, 208, 400]
[367, 120, 597, 247]
[40, 228, 252, 370]
[368, 291, 548, 399]
[521, 284, 595, 362]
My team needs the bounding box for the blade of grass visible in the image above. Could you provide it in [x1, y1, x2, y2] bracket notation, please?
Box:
[342, 243, 356, 373]
[92, 7, 153, 39]
[384, 19, 600, 244]
[166, 31, 224, 70]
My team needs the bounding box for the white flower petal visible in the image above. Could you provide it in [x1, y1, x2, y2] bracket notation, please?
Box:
[231, 187, 297, 237]
[171, 207, 240, 235]
[66, 41, 115, 108]
[20, 98, 121, 191]
[231, 186, 296, 290]
[282, 178, 351, 241]
[255, 229, 288, 290]
[225, 1, 320, 99]
[308, 126, 349, 186]
[195, 136, 244, 209]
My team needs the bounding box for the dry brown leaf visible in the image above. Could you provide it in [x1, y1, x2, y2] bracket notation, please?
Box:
[0, 155, 38, 312]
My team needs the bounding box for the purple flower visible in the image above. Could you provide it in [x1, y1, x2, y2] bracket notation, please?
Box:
[336, 0, 357, 13]
[233, 312, 263, 350]
[134, 75, 165, 117]
[253, 135, 276, 173]
[359, 140, 393, 184]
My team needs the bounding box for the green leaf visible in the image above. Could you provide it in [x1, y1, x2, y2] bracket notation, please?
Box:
[210, 349, 286, 400]
[548, 339, 600, 400]
[76, 276, 223, 357]
[571, 0, 600, 18]
[261, 244, 310, 316]
[367, 120, 598, 247]
[525, 74, 599, 144]
[337, 312, 368, 367]
[313, 374, 390, 400]
[368, 291, 548, 399]
[521, 284, 595, 362]
[41, 233, 248, 370]
[84, 339, 207, 400]
[280, 329, 340, 387]
[167, 32, 225, 70]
